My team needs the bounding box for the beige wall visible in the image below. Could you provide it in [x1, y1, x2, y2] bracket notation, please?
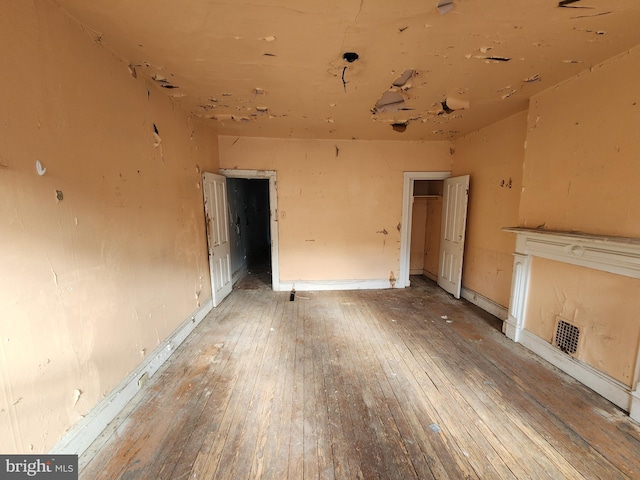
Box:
[526, 258, 640, 386]
[520, 47, 640, 237]
[422, 197, 442, 280]
[517, 47, 640, 385]
[410, 197, 427, 274]
[219, 137, 451, 283]
[0, 1, 218, 453]
[452, 112, 527, 307]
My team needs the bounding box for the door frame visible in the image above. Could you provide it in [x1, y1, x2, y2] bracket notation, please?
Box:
[220, 169, 280, 291]
[398, 171, 451, 288]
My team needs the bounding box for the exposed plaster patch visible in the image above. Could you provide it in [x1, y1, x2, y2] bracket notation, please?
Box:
[36, 160, 46, 176]
[570, 11, 611, 19]
[210, 114, 253, 123]
[56, 190, 64, 201]
[73, 389, 83, 406]
[373, 91, 406, 113]
[558, 0, 590, 7]
[152, 124, 162, 147]
[392, 69, 415, 88]
[574, 27, 606, 35]
[260, 35, 276, 42]
[437, 0, 454, 15]
[476, 55, 511, 62]
[524, 74, 541, 83]
[391, 122, 408, 133]
[152, 74, 178, 89]
[128, 64, 137, 78]
[442, 97, 469, 112]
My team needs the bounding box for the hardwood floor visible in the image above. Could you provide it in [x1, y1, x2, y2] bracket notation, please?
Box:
[80, 276, 640, 479]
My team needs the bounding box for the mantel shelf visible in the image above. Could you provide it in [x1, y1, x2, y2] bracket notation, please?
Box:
[502, 227, 640, 247]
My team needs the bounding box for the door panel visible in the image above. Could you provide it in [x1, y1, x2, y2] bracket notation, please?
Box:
[438, 175, 470, 298]
[203, 172, 232, 306]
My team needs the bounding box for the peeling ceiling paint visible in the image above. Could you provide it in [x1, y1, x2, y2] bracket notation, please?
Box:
[51, 0, 640, 140]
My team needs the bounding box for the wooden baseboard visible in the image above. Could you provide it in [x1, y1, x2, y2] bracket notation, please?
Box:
[519, 328, 633, 415]
[50, 298, 214, 456]
[422, 270, 437, 282]
[460, 287, 509, 320]
[278, 279, 393, 291]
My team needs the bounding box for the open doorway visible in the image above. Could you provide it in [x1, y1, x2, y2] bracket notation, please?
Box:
[410, 180, 444, 281]
[399, 172, 450, 288]
[221, 169, 280, 291]
[399, 172, 470, 298]
[226, 177, 270, 288]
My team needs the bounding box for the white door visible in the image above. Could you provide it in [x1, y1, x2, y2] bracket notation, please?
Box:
[438, 175, 470, 299]
[203, 172, 232, 306]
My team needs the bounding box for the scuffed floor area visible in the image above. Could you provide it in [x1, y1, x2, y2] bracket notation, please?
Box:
[80, 277, 640, 479]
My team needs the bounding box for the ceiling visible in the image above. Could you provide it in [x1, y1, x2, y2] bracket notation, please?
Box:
[52, 0, 640, 141]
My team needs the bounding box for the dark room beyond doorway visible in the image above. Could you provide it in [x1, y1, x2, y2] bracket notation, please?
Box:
[227, 178, 272, 289]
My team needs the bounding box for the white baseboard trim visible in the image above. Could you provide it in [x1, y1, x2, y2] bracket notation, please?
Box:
[278, 279, 392, 292]
[461, 287, 509, 321]
[630, 389, 640, 423]
[518, 329, 632, 414]
[502, 316, 521, 341]
[50, 298, 214, 456]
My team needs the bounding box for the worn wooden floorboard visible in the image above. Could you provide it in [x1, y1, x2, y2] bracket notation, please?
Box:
[81, 277, 640, 480]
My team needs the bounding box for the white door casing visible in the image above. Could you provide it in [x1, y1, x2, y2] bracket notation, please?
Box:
[437, 175, 470, 299]
[203, 172, 232, 306]
[399, 171, 451, 288]
[219, 169, 280, 291]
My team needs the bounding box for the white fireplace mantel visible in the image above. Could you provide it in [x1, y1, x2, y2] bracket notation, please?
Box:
[503, 227, 640, 423]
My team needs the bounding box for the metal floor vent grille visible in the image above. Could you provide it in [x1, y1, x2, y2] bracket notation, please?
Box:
[555, 319, 580, 355]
